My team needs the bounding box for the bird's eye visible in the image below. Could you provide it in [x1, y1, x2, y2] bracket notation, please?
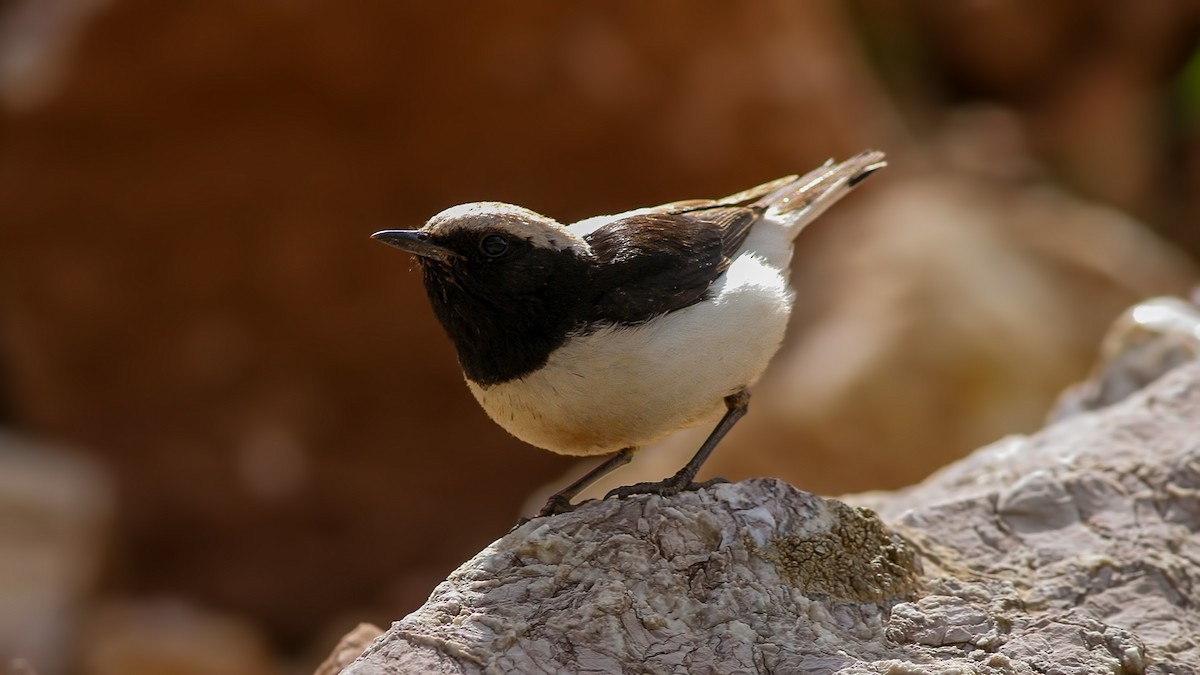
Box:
[479, 233, 509, 258]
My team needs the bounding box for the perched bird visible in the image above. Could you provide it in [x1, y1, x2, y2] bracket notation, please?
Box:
[373, 151, 885, 516]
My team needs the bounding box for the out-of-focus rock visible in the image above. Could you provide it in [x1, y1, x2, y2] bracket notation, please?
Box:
[1051, 295, 1200, 420]
[312, 624, 381, 675]
[335, 360, 1200, 674]
[8, 658, 40, 675]
[549, 114, 1197, 507]
[0, 432, 110, 675]
[0, 0, 112, 111]
[77, 600, 280, 675]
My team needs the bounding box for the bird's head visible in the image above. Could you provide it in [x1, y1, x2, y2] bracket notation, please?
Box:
[372, 202, 592, 384]
[372, 201, 589, 277]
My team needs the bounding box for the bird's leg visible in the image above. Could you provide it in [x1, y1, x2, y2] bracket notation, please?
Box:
[606, 389, 750, 500]
[535, 447, 635, 518]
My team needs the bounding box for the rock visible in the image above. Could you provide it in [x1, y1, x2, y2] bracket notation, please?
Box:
[8, 658, 40, 675]
[0, 432, 110, 675]
[334, 360, 1200, 673]
[345, 482, 920, 674]
[863, 361, 1200, 673]
[0, 0, 109, 111]
[1051, 295, 1200, 420]
[313, 624, 382, 675]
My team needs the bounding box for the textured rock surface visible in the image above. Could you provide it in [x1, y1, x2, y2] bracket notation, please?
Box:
[346, 483, 921, 674]
[336, 359, 1200, 674]
[864, 364, 1200, 673]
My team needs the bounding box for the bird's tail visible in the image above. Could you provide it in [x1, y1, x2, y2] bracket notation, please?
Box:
[745, 150, 886, 239]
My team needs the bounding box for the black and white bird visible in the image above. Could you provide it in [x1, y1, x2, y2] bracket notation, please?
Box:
[373, 151, 885, 516]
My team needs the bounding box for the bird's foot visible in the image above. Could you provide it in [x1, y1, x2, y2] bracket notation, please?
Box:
[535, 494, 578, 518]
[511, 494, 580, 530]
[605, 474, 729, 500]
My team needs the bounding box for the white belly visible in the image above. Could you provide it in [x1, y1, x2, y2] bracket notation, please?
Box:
[466, 244, 794, 456]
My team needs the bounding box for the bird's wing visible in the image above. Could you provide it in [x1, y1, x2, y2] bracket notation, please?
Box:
[645, 174, 800, 214]
[567, 175, 797, 239]
[582, 205, 758, 325]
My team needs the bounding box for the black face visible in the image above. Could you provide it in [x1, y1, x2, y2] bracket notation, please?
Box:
[417, 227, 590, 386]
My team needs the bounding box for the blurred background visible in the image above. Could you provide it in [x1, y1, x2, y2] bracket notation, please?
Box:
[1, 1, 1198, 673]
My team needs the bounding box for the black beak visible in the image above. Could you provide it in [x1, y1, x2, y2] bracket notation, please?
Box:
[847, 161, 886, 187]
[371, 229, 461, 264]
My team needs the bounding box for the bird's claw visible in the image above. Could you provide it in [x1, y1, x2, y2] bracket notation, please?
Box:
[604, 475, 729, 501]
[535, 494, 578, 518]
[511, 495, 578, 530]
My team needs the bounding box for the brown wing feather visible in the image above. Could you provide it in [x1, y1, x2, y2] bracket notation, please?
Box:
[582, 205, 759, 325]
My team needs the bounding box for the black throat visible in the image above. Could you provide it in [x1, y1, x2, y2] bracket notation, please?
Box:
[420, 242, 590, 387]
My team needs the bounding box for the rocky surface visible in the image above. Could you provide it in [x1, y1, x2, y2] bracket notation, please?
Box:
[346, 483, 921, 674]
[336, 359, 1200, 673]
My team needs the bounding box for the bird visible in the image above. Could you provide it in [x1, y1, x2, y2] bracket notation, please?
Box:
[373, 151, 886, 517]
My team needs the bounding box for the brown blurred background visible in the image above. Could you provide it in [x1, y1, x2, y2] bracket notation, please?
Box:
[1, 2, 1198, 673]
